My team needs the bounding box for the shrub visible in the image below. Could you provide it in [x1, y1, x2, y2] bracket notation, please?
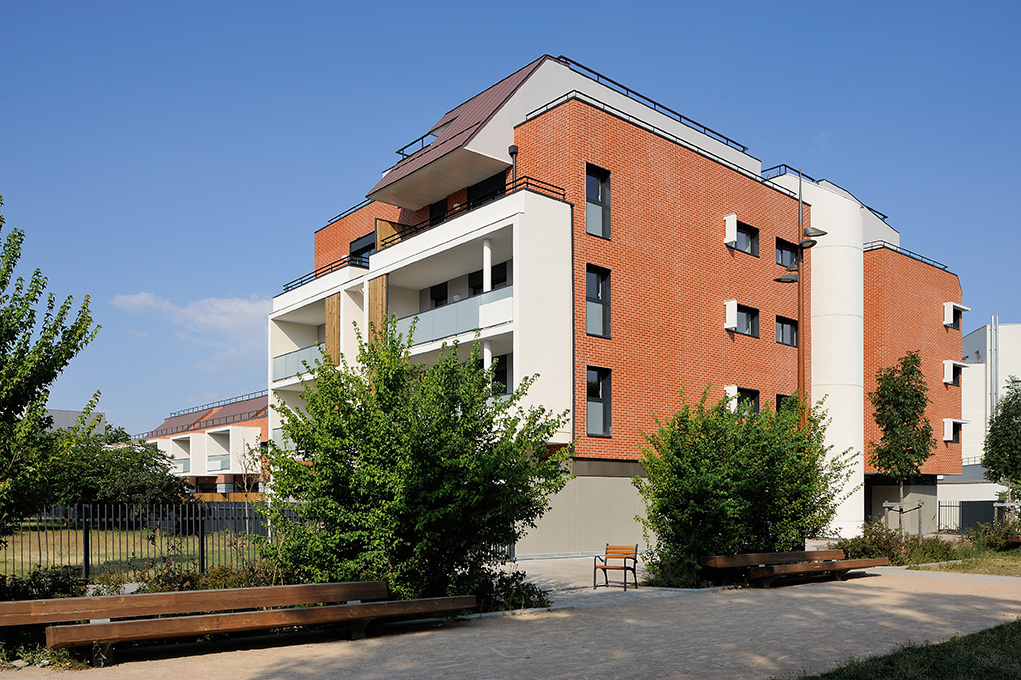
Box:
[474, 570, 551, 612]
[0, 566, 86, 601]
[833, 519, 964, 566]
[966, 519, 1021, 552]
[635, 389, 855, 587]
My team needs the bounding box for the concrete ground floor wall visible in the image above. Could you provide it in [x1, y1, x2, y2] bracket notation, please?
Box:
[515, 458, 648, 556]
[867, 476, 939, 535]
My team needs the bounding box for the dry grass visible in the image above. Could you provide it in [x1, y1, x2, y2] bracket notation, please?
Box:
[917, 550, 1021, 577]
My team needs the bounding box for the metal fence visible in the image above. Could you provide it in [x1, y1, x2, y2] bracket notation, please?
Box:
[938, 501, 961, 533]
[938, 500, 1000, 534]
[1, 502, 282, 582]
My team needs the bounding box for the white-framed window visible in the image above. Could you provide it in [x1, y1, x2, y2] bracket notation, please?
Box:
[943, 360, 968, 386]
[943, 418, 968, 443]
[736, 305, 759, 337]
[943, 302, 970, 329]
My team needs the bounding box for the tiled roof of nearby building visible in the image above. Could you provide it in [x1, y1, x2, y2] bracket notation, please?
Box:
[144, 391, 268, 439]
[367, 55, 555, 199]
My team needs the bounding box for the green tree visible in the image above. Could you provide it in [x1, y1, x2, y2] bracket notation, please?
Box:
[983, 376, 1021, 509]
[0, 196, 99, 536]
[634, 390, 853, 587]
[265, 318, 571, 601]
[48, 425, 192, 506]
[867, 350, 935, 529]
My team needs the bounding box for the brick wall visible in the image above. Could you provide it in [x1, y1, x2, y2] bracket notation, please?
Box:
[515, 99, 807, 462]
[863, 247, 964, 475]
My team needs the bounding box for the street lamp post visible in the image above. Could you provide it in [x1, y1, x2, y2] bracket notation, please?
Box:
[775, 169, 826, 426]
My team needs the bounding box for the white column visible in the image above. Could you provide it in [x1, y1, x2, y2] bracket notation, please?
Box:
[483, 339, 493, 370]
[483, 238, 493, 293]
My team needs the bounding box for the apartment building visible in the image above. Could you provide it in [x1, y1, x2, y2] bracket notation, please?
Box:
[145, 391, 268, 497]
[269, 55, 966, 552]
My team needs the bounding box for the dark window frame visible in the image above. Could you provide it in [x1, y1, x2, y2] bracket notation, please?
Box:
[737, 388, 760, 414]
[585, 164, 611, 239]
[736, 304, 760, 338]
[586, 366, 612, 437]
[585, 264, 611, 338]
[735, 221, 759, 257]
[430, 282, 448, 308]
[776, 238, 798, 268]
[776, 315, 798, 347]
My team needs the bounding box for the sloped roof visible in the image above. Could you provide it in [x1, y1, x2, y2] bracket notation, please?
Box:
[368, 55, 556, 199]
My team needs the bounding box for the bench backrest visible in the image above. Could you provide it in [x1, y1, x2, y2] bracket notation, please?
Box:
[604, 544, 638, 561]
[700, 550, 845, 569]
[0, 580, 389, 627]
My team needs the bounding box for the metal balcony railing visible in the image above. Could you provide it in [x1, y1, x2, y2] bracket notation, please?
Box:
[281, 253, 370, 293]
[863, 241, 949, 271]
[377, 176, 565, 251]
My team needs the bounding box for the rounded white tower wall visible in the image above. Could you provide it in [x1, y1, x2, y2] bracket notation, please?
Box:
[771, 173, 866, 537]
[805, 183, 866, 537]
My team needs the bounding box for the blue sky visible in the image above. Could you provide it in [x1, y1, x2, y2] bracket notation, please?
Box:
[2, 1, 1019, 433]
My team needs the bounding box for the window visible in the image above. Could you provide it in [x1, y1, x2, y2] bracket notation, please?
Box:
[949, 308, 963, 330]
[586, 366, 611, 437]
[735, 222, 759, 257]
[429, 282, 448, 308]
[737, 388, 760, 413]
[943, 360, 966, 386]
[776, 238, 798, 268]
[585, 264, 611, 337]
[430, 198, 448, 227]
[469, 261, 510, 296]
[943, 302, 970, 329]
[493, 354, 512, 395]
[776, 394, 791, 412]
[951, 364, 963, 386]
[467, 172, 506, 209]
[736, 305, 759, 337]
[776, 316, 798, 346]
[585, 164, 611, 238]
[349, 232, 375, 267]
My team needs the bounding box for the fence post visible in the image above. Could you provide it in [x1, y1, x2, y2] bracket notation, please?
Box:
[198, 506, 206, 574]
[81, 504, 91, 582]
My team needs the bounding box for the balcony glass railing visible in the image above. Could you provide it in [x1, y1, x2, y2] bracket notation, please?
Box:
[273, 344, 321, 381]
[175, 459, 190, 474]
[396, 286, 513, 345]
[208, 454, 231, 471]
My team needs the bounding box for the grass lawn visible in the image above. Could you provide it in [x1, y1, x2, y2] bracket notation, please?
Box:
[781, 617, 1021, 679]
[914, 549, 1021, 577]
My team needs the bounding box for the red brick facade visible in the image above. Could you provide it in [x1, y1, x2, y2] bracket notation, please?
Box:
[863, 246, 964, 475]
[514, 99, 807, 461]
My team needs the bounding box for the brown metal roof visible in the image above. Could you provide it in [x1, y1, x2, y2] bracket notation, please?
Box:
[368, 55, 556, 199]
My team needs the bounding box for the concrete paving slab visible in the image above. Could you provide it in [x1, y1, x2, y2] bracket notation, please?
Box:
[9, 561, 1021, 679]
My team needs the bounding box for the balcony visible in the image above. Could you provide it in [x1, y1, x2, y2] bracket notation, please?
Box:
[273, 344, 321, 381]
[396, 286, 513, 345]
[175, 458, 190, 474]
[207, 454, 231, 472]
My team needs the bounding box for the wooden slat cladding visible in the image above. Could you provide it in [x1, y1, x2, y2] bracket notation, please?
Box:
[325, 292, 341, 365]
[368, 275, 388, 341]
[375, 218, 400, 250]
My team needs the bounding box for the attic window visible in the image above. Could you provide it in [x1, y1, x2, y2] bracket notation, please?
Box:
[429, 121, 453, 138]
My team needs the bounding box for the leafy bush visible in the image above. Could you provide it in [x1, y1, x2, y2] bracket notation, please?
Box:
[833, 520, 964, 566]
[0, 566, 86, 601]
[635, 390, 855, 587]
[474, 570, 551, 612]
[966, 519, 1021, 552]
[265, 317, 571, 603]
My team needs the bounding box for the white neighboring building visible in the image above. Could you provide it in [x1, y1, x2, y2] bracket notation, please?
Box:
[940, 319, 1021, 503]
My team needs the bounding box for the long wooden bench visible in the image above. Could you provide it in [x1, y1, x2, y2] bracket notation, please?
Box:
[593, 544, 639, 591]
[700, 550, 889, 588]
[0, 581, 475, 664]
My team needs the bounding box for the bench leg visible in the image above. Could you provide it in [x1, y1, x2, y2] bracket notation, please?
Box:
[350, 619, 373, 640]
[834, 570, 850, 582]
[91, 641, 113, 667]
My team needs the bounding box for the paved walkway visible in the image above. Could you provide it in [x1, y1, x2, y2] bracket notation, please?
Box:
[11, 559, 1021, 679]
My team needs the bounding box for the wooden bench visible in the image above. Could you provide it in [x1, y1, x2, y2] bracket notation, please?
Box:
[593, 544, 639, 591]
[699, 550, 889, 588]
[0, 581, 475, 664]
